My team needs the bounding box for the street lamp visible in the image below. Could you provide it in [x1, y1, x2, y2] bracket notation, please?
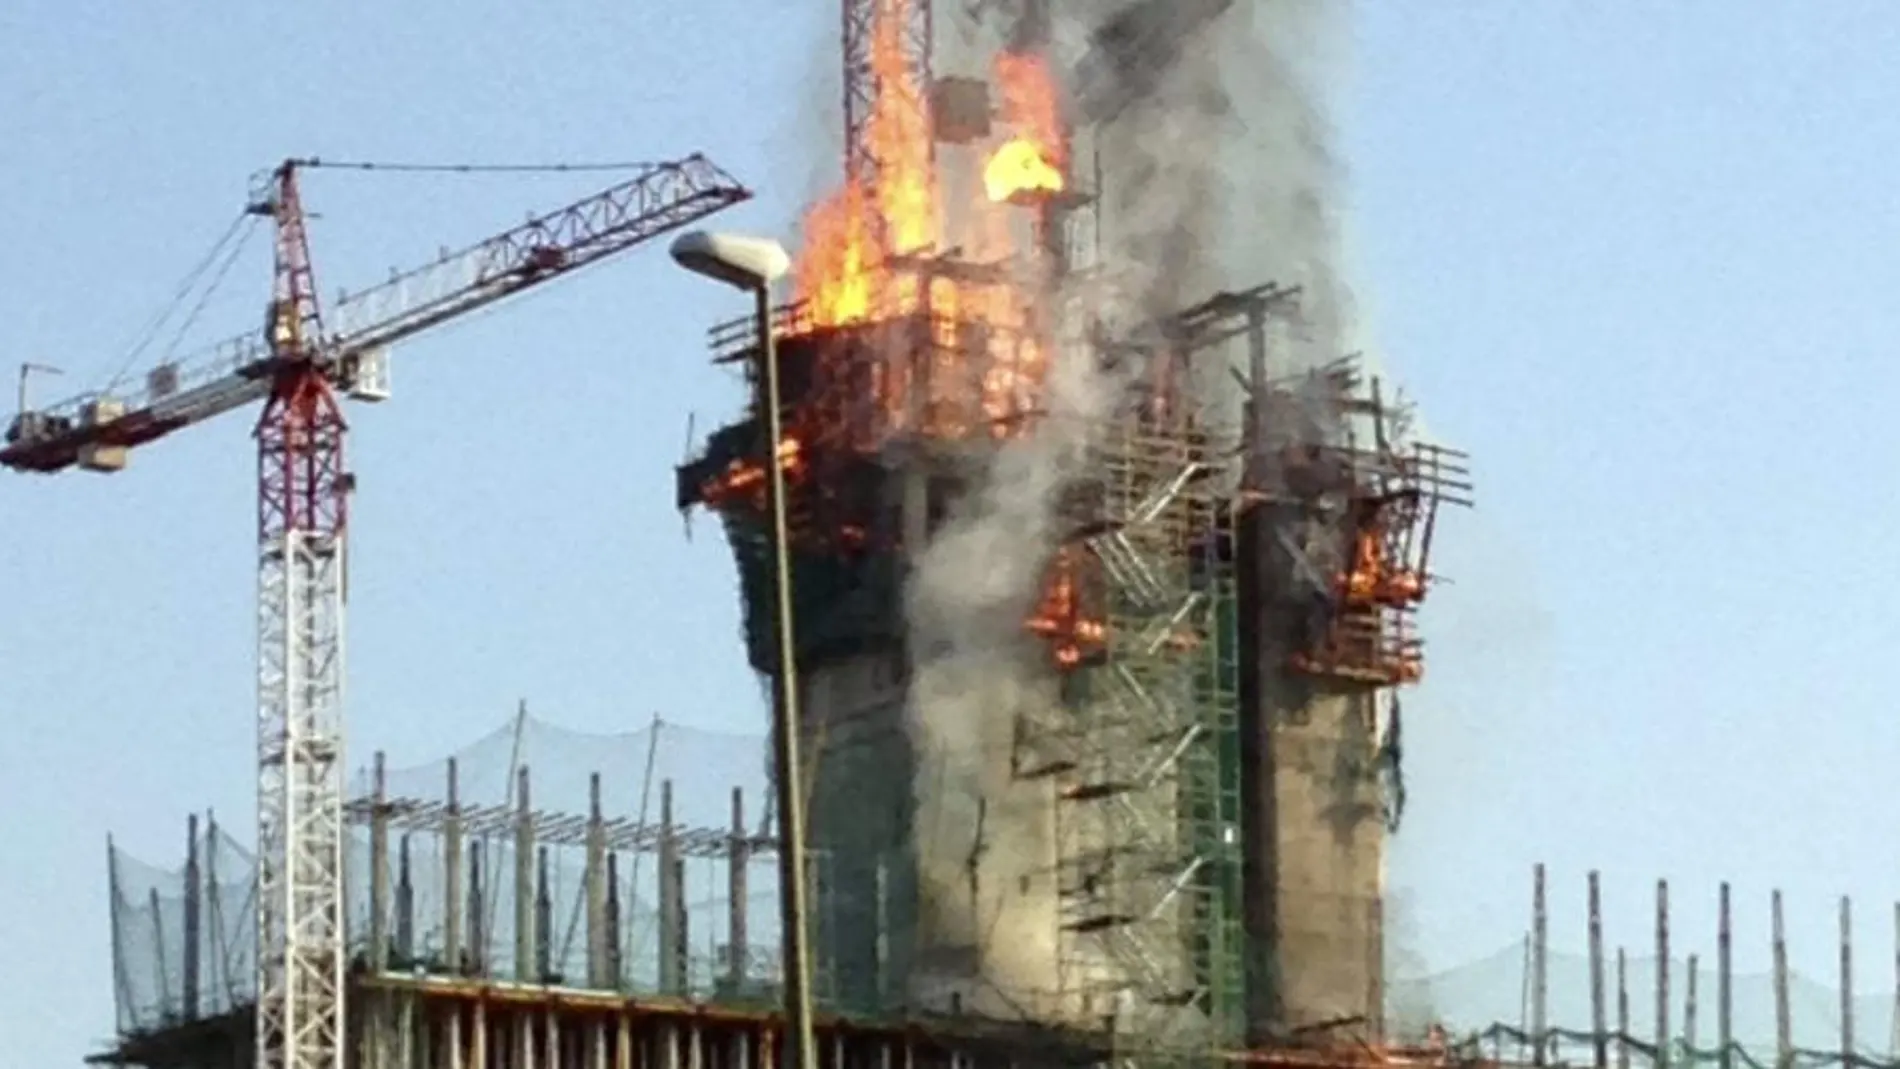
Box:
[668, 230, 816, 1069]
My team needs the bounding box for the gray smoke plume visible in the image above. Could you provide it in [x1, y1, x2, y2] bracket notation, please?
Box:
[896, 0, 1364, 1018]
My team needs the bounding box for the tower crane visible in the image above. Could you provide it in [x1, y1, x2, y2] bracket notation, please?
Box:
[2, 152, 750, 1069]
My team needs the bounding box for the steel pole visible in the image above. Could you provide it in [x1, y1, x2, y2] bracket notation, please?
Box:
[758, 284, 818, 1069]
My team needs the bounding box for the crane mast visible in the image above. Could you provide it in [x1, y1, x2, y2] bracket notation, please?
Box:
[3, 153, 752, 1069]
[254, 161, 350, 1069]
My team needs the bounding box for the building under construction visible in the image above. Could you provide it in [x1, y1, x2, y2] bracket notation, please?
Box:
[86, 1, 1483, 1068]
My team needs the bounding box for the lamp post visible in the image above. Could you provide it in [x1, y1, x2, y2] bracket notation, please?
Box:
[669, 230, 816, 1069]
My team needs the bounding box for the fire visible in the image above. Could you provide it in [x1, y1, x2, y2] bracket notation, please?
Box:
[1028, 548, 1105, 669]
[1340, 525, 1425, 607]
[985, 139, 1065, 203]
[993, 51, 1064, 164]
[770, 6, 1080, 652]
[702, 436, 803, 504]
[985, 51, 1066, 203]
[793, 0, 939, 328]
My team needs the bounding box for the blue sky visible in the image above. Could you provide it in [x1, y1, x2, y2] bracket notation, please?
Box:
[5, 3, 1900, 1062]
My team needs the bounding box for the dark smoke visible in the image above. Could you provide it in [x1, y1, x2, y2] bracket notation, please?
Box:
[903, 0, 1377, 1019]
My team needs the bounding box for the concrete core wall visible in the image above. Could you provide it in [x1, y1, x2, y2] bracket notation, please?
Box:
[1261, 684, 1384, 1033]
[1238, 507, 1388, 1041]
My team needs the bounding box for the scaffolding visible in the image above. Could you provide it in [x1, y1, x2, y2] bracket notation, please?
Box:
[105, 714, 786, 1041]
[1249, 358, 1473, 688]
[110, 790, 1900, 1069]
[665, 0, 1469, 1057]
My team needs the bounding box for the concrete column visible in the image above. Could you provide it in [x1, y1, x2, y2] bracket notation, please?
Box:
[587, 773, 609, 988]
[516, 767, 536, 982]
[371, 752, 390, 972]
[182, 813, 202, 1021]
[1657, 881, 1671, 1069]
[396, 835, 415, 963]
[727, 787, 748, 990]
[205, 814, 226, 1000]
[468, 841, 486, 976]
[1718, 883, 1732, 1069]
[444, 758, 464, 974]
[659, 780, 684, 994]
[1589, 871, 1606, 1069]
[1773, 891, 1791, 1069]
[535, 847, 553, 980]
[606, 852, 624, 988]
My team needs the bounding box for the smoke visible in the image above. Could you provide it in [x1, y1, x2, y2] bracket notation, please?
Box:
[1383, 888, 1444, 1038]
[1213, 1, 1357, 361]
[901, 198, 1127, 1015]
[894, 0, 1369, 1017]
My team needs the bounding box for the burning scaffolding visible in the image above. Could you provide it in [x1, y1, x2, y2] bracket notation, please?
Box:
[671, 0, 1473, 1060]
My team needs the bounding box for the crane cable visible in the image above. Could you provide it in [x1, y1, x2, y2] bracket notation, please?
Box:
[97, 159, 658, 397]
[158, 215, 258, 368]
[287, 158, 668, 175]
[102, 210, 257, 394]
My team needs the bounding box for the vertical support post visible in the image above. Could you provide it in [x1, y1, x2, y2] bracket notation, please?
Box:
[757, 275, 817, 1069]
[1657, 879, 1671, 1069]
[1684, 953, 1699, 1064]
[207, 815, 227, 1002]
[398, 987, 417, 1069]
[1590, 871, 1608, 1069]
[728, 787, 748, 990]
[1616, 947, 1630, 1069]
[659, 779, 683, 994]
[445, 758, 464, 974]
[396, 835, 415, 963]
[364, 755, 390, 1069]
[468, 841, 486, 976]
[1533, 863, 1548, 1066]
[183, 813, 202, 1022]
[1773, 890, 1791, 1069]
[1719, 882, 1733, 1069]
[516, 766, 535, 982]
[536, 846, 554, 981]
[674, 851, 691, 994]
[370, 752, 390, 972]
[606, 852, 624, 988]
[587, 773, 609, 989]
[1842, 897, 1855, 1068]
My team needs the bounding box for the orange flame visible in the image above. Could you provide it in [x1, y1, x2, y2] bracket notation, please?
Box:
[702, 437, 804, 505]
[985, 138, 1065, 203]
[793, 1, 939, 329]
[774, 15, 1084, 650]
[994, 51, 1064, 165]
[985, 51, 1066, 203]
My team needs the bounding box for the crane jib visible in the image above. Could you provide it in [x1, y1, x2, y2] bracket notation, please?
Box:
[0, 155, 752, 476]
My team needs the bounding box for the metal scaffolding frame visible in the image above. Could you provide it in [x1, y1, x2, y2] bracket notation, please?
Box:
[1005, 287, 1293, 1058]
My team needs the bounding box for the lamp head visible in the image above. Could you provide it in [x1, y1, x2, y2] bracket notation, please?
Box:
[669, 230, 790, 291]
